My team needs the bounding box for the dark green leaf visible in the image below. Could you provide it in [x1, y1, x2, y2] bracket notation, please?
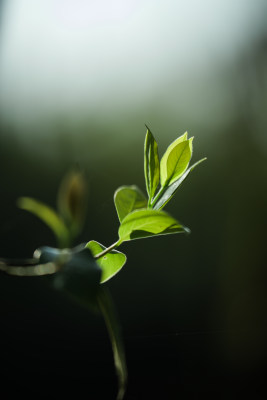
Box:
[118, 209, 189, 242]
[86, 240, 127, 283]
[36, 245, 102, 305]
[114, 185, 147, 222]
[144, 127, 160, 201]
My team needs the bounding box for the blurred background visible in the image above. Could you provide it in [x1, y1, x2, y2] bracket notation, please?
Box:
[0, 0, 267, 398]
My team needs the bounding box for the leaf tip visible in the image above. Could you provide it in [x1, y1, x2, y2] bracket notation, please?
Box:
[184, 226, 191, 235]
[195, 157, 207, 166]
[16, 196, 27, 208]
[16, 197, 23, 208]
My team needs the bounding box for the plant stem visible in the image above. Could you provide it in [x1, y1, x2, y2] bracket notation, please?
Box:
[94, 240, 121, 260]
[150, 185, 168, 209]
[97, 288, 127, 400]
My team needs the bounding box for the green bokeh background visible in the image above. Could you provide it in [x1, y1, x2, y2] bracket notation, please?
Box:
[0, 1, 267, 398]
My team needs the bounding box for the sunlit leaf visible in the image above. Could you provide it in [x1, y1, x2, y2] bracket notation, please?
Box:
[87, 240, 127, 283]
[17, 197, 70, 247]
[154, 158, 207, 210]
[118, 209, 189, 242]
[144, 127, 160, 201]
[159, 131, 187, 184]
[114, 185, 147, 222]
[160, 137, 193, 187]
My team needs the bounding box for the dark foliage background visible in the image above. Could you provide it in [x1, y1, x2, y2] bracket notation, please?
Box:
[0, 1, 267, 398]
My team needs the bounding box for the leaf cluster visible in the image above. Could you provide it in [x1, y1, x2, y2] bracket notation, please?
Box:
[103, 127, 206, 281]
[5, 126, 206, 400]
[16, 127, 206, 285]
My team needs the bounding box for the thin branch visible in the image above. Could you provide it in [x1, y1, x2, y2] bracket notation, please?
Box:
[94, 240, 121, 260]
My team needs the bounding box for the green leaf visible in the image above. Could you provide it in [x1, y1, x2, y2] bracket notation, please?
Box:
[114, 185, 147, 222]
[17, 197, 70, 248]
[144, 127, 160, 201]
[154, 158, 207, 210]
[159, 132, 187, 176]
[118, 209, 189, 242]
[86, 240, 127, 283]
[160, 136, 193, 187]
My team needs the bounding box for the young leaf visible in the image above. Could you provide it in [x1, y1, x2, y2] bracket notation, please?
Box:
[17, 197, 70, 248]
[144, 127, 160, 201]
[114, 185, 147, 222]
[159, 131, 187, 182]
[160, 137, 193, 187]
[87, 240, 127, 283]
[153, 158, 207, 210]
[118, 209, 189, 242]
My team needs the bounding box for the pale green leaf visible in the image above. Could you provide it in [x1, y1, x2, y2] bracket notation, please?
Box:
[144, 127, 160, 201]
[159, 131, 187, 185]
[114, 185, 147, 222]
[118, 209, 189, 242]
[160, 137, 193, 187]
[17, 197, 70, 247]
[154, 158, 207, 210]
[86, 240, 127, 283]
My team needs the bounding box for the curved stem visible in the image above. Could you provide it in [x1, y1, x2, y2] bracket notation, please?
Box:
[97, 288, 127, 400]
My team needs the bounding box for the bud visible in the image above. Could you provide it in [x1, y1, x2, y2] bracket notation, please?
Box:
[57, 167, 88, 239]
